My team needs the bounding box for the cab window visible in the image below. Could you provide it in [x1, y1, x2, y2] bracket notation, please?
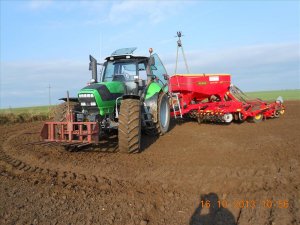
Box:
[150, 53, 168, 85]
[138, 62, 147, 80]
[102, 61, 137, 82]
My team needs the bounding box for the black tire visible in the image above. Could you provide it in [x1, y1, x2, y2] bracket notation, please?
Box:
[52, 102, 81, 145]
[53, 102, 81, 122]
[234, 112, 245, 123]
[274, 110, 280, 118]
[156, 92, 171, 135]
[118, 98, 141, 153]
[251, 113, 263, 123]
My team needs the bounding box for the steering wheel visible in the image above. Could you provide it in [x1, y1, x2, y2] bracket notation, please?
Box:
[123, 72, 130, 79]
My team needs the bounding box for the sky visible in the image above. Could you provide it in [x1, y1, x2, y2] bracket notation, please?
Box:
[0, 0, 299, 108]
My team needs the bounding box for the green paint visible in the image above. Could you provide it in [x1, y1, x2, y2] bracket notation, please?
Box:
[145, 82, 163, 99]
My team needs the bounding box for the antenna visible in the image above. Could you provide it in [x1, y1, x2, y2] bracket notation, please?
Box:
[100, 33, 102, 61]
[175, 31, 190, 74]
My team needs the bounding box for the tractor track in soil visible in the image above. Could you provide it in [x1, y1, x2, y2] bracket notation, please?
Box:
[0, 133, 111, 188]
[0, 101, 300, 225]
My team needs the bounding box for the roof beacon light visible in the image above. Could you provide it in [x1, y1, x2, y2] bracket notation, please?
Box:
[149, 48, 153, 55]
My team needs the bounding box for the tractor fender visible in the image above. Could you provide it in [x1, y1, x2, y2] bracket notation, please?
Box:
[144, 92, 159, 123]
[122, 95, 140, 100]
[59, 97, 79, 102]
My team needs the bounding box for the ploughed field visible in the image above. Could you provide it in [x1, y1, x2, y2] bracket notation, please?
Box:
[0, 101, 299, 225]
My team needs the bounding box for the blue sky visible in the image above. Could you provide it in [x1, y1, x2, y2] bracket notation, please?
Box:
[0, 0, 299, 108]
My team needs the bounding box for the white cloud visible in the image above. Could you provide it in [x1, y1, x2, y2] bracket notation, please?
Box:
[0, 60, 89, 108]
[23, 1, 186, 30]
[28, 0, 53, 10]
[162, 42, 300, 91]
[108, 0, 182, 24]
[1, 42, 299, 108]
[26, 0, 107, 13]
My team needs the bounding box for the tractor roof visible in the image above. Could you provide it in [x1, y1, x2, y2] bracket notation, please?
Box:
[105, 55, 148, 61]
[105, 47, 148, 61]
[111, 47, 137, 56]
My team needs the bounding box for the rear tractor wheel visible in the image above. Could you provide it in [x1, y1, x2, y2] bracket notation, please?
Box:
[118, 98, 141, 153]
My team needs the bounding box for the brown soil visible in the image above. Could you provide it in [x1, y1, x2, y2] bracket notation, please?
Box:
[0, 101, 299, 225]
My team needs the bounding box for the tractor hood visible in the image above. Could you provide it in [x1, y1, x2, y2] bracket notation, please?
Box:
[78, 82, 125, 116]
[82, 83, 123, 101]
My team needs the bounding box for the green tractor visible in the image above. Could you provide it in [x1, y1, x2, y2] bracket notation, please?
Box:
[41, 47, 170, 153]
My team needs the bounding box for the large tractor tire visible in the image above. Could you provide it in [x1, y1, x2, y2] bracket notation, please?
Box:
[51, 102, 81, 149]
[156, 92, 171, 135]
[118, 98, 141, 153]
[53, 102, 81, 122]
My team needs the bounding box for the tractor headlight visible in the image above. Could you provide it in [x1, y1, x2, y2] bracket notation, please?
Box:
[90, 102, 96, 106]
[79, 93, 94, 98]
[81, 102, 86, 106]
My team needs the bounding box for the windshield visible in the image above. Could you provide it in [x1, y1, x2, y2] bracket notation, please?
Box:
[102, 61, 137, 82]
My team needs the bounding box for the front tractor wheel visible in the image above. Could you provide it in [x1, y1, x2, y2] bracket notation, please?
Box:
[53, 102, 81, 122]
[156, 92, 171, 135]
[118, 98, 141, 153]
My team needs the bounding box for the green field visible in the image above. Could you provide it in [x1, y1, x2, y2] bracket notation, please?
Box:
[245, 89, 300, 101]
[0, 105, 55, 115]
[0, 89, 299, 115]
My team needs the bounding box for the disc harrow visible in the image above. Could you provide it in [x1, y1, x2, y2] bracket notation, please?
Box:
[169, 74, 285, 124]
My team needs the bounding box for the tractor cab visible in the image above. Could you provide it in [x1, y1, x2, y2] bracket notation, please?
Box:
[101, 47, 168, 95]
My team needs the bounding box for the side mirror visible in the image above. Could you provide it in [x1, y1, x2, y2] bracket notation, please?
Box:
[89, 55, 97, 70]
[149, 56, 155, 66]
[89, 55, 98, 82]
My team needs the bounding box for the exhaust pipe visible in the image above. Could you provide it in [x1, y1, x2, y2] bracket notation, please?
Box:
[89, 55, 97, 83]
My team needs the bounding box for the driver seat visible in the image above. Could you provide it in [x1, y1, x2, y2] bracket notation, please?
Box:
[112, 75, 126, 82]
